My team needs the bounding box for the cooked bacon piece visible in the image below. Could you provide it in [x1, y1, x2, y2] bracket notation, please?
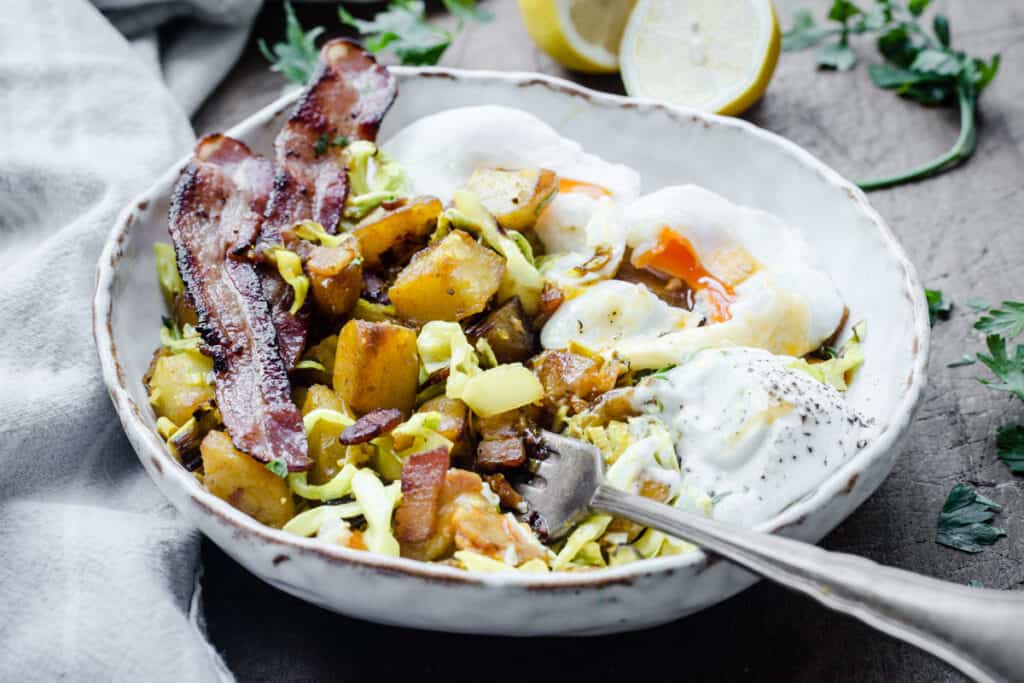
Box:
[257, 39, 398, 368]
[533, 282, 565, 328]
[395, 447, 450, 544]
[476, 438, 526, 471]
[483, 473, 524, 511]
[339, 408, 403, 445]
[400, 468, 546, 564]
[169, 135, 310, 470]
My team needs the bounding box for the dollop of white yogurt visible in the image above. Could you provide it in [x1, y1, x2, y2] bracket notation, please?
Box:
[631, 347, 873, 527]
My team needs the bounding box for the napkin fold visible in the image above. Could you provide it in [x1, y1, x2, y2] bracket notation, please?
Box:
[0, 0, 260, 679]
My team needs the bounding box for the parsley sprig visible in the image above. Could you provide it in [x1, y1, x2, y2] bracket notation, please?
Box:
[783, 0, 1000, 191]
[977, 335, 1024, 402]
[259, 2, 324, 85]
[995, 425, 1024, 474]
[935, 484, 1006, 553]
[261, 1, 492, 85]
[924, 287, 951, 327]
[974, 301, 1024, 339]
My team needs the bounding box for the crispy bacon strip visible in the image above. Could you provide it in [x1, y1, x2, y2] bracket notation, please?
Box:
[169, 134, 311, 471]
[395, 447, 450, 544]
[339, 408, 403, 445]
[258, 39, 398, 368]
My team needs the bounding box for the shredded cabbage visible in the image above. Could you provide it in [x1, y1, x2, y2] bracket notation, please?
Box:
[266, 247, 308, 314]
[574, 541, 607, 568]
[451, 189, 544, 314]
[293, 220, 350, 249]
[282, 500, 363, 537]
[789, 327, 865, 391]
[302, 408, 355, 433]
[352, 299, 398, 322]
[160, 320, 202, 353]
[416, 321, 480, 397]
[351, 469, 402, 557]
[475, 338, 498, 368]
[288, 463, 358, 502]
[517, 558, 550, 573]
[552, 514, 611, 570]
[390, 411, 452, 455]
[293, 359, 327, 372]
[154, 242, 184, 302]
[156, 416, 178, 439]
[344, 141, 407, 221]
[455, 551, 517, 573]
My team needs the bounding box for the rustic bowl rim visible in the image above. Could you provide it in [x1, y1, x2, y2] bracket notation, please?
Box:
[92, 66, 930, 589]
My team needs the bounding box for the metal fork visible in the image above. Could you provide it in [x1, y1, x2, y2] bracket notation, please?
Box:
[516, 430, 1024, 683]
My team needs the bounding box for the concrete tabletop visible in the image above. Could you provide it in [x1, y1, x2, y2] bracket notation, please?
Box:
[194, 1, 1024, 680]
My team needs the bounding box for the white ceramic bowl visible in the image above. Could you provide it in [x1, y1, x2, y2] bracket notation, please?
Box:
[93, 68, 929, 635]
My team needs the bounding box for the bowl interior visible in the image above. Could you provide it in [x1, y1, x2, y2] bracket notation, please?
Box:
[100, 69, 927, 586]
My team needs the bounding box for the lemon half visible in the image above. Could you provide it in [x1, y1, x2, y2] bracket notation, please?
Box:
[518, 0, 638, 74]
[619, 0, 780, 116]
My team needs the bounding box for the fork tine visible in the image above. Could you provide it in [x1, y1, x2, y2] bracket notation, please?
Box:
[526, 456, 558, 478]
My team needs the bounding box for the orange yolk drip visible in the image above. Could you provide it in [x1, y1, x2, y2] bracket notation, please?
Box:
[634, 227, 735, 323]
[558, 177, 611, 199]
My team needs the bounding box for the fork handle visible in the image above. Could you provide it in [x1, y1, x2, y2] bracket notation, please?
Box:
[591, 485, 1024, 683]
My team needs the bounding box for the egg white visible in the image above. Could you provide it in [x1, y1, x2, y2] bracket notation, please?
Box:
[540, 279, 692, 351]
[382, 105, 640, 287]
[612, 185, 846, 367]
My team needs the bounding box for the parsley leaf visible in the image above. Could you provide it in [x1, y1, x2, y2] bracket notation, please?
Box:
[967, 297, 990, 311]
[936, 483, 1006, 553]
[925, 287, 952, 326]
[947, 355, 975, 368]
[996, 425, 1024, 474]
[442, 0, 494, 24]
[258, 1, 324, 85]
[975, 301, 1024, 339]
[340, 1, 455, 66]
[783, 0, 1000, 190]
[782, 9, 837, 51]
[265, 459, 289, 478]
[313, 133, 350, 157]
[977, 334, 1024, 402]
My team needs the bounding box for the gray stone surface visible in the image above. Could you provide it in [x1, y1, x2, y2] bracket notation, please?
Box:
[194, 1, 1024, 680]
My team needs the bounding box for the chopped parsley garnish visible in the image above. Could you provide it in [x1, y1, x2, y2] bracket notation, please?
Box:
[966, 297, 990, 312]
[258, 1, 323, 85]
[265, 459, 289, 478]
[977, 334, 1024, 402]
[935, 483, 1006, 553]
[313, 133, 350, 157]
[783, 0, 1000, 190]
[995, 425, 1024, 474]
[925, 287, 952, 326]
[340, 0, 490, 67]
[974, 301, 1024, 339]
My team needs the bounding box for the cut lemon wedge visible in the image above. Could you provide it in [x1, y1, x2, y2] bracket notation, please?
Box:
[619, 0, 780, 116]
[518, 0, 638, 74]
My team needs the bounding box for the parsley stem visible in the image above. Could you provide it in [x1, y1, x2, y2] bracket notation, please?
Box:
[857, 83, 976, 191]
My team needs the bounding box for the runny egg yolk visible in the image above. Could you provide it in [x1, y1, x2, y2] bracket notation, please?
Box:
[633, 227, 736, 323]
[558, 177, 612, 199]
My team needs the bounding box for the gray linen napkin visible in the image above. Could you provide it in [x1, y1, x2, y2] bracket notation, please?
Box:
[0, 0, 258, 679]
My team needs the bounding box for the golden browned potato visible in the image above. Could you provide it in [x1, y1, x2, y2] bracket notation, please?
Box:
[306, 242, 362, 318]
[200, 430, 295, 528]
[532, 350, 625, 414]
[352, 196, 442, 266]
[301, 384, 349, 484]
[388, 230, 504, 323]
[464, 168, 558, 231]
[146, 350, 215, 426]
[333, 319, 419, 414]
[466, 297, 537, 364]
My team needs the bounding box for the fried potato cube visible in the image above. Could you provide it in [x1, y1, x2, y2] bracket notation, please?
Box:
[200, 430, 295, 528]
[306, 242, 362, 318]
[388, 229, 504, 323]
[146, 350, 215, 426]
[333, 319, 419, 414]
[300, 384, 352, 484]
[464, 168, 558, 232]
[352, 196, 442, 266]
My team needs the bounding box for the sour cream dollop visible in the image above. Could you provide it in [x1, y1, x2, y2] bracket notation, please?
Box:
[631, 347, 873, 527]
